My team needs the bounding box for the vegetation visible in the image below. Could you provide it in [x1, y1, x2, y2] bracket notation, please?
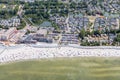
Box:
[0, 5, 18, 19]
[22, 0, 107, 25]
[81, 41, 100, 46]
[17, 19, 26, 30]
[79, 29, 85, 40]
[51, 21, 60, 31]
[93, 30, 101, 36]
[0, 0, 19, 5]
[114, 33, 120, 44]
[23, 1, 68, 25]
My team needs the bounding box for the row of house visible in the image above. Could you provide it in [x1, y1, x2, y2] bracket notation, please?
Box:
[0, 16, 20, 27]
[60, 34, 79, 44]
[68, 15, 89, 32]
[94, 17, 119, 31]
[51, 14, 119, 33]
[50, 15, 69, 32]
[84, 34, 116, 43]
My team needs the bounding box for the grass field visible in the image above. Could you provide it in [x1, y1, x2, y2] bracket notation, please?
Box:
[0, 57, 120, 80]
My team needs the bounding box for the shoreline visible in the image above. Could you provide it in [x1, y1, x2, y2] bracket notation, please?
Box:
[0, 44, 120, 64]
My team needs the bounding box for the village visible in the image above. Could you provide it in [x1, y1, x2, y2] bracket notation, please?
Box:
[0, 0, 119, 46]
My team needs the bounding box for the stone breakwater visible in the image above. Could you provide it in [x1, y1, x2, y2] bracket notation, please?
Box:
[0, 46, 120, 64]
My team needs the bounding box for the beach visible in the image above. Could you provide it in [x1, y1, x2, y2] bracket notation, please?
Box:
[0, 44, 120, 64]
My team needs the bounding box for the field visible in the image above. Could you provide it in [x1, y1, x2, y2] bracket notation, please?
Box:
[0, 57, 120, 80]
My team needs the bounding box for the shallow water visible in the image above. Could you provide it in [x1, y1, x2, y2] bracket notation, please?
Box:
[0, 57, 120, 80]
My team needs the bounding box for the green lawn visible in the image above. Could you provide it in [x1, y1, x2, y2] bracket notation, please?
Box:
[0, 57, 120, 80]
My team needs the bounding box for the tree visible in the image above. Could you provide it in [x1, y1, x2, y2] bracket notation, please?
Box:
[114, 33, 120, 45]
[94, 30, 101, 35]
[79, 29, 85, 40]
[0, 25, 3, 28]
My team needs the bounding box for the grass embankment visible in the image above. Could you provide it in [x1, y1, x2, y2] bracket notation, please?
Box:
[0, 57, 120, 80]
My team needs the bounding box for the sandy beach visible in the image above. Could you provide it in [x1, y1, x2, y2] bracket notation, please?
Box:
[0, 44, 120, 64]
